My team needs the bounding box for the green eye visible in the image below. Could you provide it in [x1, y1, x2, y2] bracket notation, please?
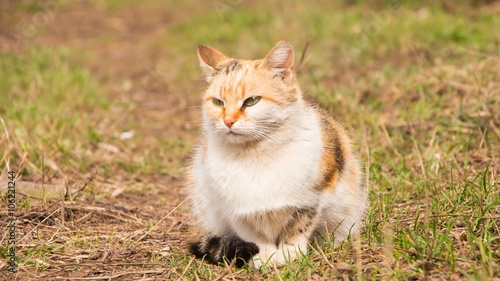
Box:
[243, 96, 261, 107]
[212, 98, 224, 106]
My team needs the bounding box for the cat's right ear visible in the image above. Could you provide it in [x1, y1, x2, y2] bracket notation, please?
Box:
[198, 45, 230, 82]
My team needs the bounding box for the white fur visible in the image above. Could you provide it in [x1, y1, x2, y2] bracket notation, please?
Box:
[189, 89, 366, 268]
[192, 98, 323, 220]
[251, 236, 308, 268]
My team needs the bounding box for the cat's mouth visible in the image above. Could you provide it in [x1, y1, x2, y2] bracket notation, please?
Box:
[227, 131, 244, 136]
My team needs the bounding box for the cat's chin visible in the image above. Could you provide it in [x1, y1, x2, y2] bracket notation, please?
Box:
[225, 131, 250, 144]
[220, 131, 256, 145]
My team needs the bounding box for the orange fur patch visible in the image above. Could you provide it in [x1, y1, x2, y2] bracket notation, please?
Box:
[261, 96, 283, 105]
[301, 94, 348, 191]
[240, 83, 246, 98]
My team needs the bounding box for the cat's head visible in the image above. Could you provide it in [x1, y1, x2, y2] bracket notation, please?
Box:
[198, 40, 301, 145]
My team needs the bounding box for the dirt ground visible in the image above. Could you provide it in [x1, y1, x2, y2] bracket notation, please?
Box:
[1, 1, 207, 280]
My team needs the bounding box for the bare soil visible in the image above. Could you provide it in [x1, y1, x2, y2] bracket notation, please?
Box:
[1, 1, 205, 280]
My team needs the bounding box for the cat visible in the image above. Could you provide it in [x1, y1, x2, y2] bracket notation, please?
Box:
[187, 40, 367, 268]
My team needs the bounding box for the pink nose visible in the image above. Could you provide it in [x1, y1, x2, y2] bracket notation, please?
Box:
[224, 118, 236, 128]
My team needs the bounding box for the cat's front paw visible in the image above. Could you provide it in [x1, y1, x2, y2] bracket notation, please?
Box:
[250, 244, 303, 269]
[189, 235, 259, 267]
[251, 251, 291, 269]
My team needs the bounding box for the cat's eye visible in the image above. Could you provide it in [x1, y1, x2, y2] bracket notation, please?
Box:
[212, 98, 224, 107]
[243, 96, 261, 107]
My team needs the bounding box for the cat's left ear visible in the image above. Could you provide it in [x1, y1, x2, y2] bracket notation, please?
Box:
[198, 45, 230, 82]
[263, 40, 295, 84]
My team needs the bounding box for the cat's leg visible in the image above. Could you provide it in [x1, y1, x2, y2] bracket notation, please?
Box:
[251, 235, 309, 269]
[189, 193, 259, 267]
[262, 207, 318, 267]
[235, 206, 319, 268]
[189, 189, 232, 236]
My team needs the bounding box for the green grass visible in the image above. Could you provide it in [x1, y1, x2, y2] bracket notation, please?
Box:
[1, 0, 499, 280]
[0, 48, 108, 178]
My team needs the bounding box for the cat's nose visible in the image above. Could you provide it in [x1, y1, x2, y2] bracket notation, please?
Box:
[224, 117, 236, 128]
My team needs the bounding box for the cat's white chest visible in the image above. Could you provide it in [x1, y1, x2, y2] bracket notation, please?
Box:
[199, 122, 323, 216]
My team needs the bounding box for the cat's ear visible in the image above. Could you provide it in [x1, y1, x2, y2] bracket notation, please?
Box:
[263, 40, 295, 84]
[198, 45, 230, 82]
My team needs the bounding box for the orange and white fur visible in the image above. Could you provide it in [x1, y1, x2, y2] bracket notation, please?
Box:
[188, 41, 367, 268]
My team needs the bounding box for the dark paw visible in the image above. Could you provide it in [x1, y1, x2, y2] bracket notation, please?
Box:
[189, 235, 259, 267]
[189, 236, 222, 264]
[224, 236, 260, 267]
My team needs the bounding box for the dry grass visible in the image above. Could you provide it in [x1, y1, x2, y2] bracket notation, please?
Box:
[1, 0, 499, 280]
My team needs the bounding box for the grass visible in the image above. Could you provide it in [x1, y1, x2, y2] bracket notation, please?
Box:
[1, 0, 499, 280]
[0, 47, 108, 178]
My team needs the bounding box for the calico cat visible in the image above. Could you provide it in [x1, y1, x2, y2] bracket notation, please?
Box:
[187, 40, 367, 268]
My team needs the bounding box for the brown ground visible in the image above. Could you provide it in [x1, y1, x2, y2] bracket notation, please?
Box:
[1, 1, 208, 280]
